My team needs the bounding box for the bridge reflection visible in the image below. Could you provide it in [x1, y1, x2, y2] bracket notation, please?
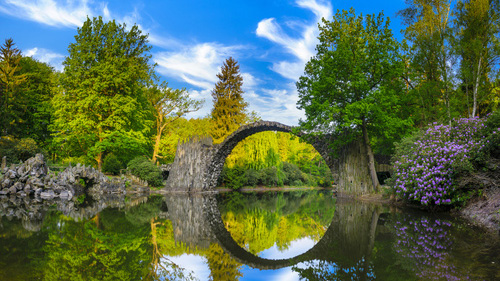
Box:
[201, 193, 383, 270]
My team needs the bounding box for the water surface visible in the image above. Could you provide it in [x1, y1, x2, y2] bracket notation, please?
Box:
[0, 190, 498, 280]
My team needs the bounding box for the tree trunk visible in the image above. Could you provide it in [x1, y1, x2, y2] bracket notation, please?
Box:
[97, 151, 102, 171]
[472, 56, 482, 117]
[362, 119, 380, 191]
[152, 131, 162, 164]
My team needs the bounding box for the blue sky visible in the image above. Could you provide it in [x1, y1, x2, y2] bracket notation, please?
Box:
[0, 0, 407, 125]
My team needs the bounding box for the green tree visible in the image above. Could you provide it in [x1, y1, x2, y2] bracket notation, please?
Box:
[0, 38, 26, 136]
[210, 57, 248, 143]
[146, 82, 202, 164]
[297, 9, 412, 190]
[14, 57, 56, 144]
[398, 0, 456, 125]
[454, 0, 500, 116]
[52, 17, 154, 170]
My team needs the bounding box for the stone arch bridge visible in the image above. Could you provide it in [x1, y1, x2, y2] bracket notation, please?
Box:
[164, 120, 391, 194]
[165, 121, 337, 192]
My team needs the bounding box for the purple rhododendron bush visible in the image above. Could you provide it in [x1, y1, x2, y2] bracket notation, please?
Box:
[390, 111, 500, 208]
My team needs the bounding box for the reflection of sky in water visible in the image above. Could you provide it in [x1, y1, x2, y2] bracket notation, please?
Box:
[259, 237, 316, 259]
[163, 254, 209, 281]
[241, 237, 317, 281]
[164, 237, 318, 281]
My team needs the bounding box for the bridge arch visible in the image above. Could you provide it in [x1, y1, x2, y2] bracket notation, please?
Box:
[203, 120, 336, 190]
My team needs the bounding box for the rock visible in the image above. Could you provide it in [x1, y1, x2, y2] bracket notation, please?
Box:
[7, 170, 17, 179]
[24, 184, 32, 194]
[0, 189, 8, 195]
[8, 186, 17, 194]
[59, 190, 73, 200]
[40, 190, 55, 199]
[31, 177, 44, 188]
[12, 182, 24, 191]
[1, 178, 11, 189]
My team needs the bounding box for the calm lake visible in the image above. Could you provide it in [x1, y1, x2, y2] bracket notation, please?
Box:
[0, 190, 499, 280]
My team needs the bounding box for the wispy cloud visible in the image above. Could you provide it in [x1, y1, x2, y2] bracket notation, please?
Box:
[256, 0, 332, 81]
[154, 42, 247, 90]
[0, 0, 104, 28]
[24, 47, 65, 71]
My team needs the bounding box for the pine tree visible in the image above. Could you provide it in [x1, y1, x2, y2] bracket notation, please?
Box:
[0, 38, 26, 136]
[210, 57, 248, 143]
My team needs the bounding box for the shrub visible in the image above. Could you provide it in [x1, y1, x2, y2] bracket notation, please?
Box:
[102, 153, 123, 175]
[244, 168, 260, 187]
[282, 162, 303, 185]
[222, 166, 246, 190]
[261, 166, 280, 186]
[392, 117, 488, 206]
[15, 138, 40, 161]
[0, 136, 40, 163]
[127, 156, 163, 187]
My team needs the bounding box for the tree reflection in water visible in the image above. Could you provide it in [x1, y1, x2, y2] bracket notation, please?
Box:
[1, 191, 499, 280]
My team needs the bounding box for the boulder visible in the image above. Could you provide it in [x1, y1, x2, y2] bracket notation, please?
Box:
[8, 186, 17, 194]
[12, 182, 24, 191]
[40, 190, 55, 199]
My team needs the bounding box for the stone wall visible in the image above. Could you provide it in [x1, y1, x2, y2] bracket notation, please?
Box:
[164, 137, 218, 192]
[337, 140, 372, 195]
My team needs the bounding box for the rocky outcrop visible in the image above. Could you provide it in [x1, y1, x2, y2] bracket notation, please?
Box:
[0, 154, 125, 200]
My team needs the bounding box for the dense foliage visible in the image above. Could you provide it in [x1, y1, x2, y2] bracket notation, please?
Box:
[219, 131, 334, 189]
[127, 156, 163, 187]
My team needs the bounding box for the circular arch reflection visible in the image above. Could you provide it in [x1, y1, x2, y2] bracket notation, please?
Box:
[203, 194, 381, 270]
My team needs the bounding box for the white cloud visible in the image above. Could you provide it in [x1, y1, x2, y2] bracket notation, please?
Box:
[256, 0, 332, 81]
[154, 43, 243, 89]
[0, 0, 103, 28]
[154, 42, 259, 118]
[245, 84, 305, 126]
[24, 47, 65, 71]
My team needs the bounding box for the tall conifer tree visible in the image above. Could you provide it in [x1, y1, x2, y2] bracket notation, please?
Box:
[0, 38, 26, 136]
[210, 57, 248, 143]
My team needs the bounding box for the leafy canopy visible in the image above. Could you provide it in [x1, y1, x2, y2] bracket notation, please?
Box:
[297, 9, 412, 154]
[52, 17, 154, 167]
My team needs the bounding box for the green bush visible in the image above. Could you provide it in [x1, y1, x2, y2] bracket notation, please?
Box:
[127, 156, 163, 187]
[222, 166, 246, 190]
[102, 153, 123, 175]
[282, 162, 303, 185]
[261, 166, 280, 186]
[15, 138, 40, 161]
[0, 136, 41, 163]
[245, 168, 260, 187]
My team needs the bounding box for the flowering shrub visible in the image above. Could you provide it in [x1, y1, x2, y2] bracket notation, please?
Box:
[392, 117, 489, 206]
